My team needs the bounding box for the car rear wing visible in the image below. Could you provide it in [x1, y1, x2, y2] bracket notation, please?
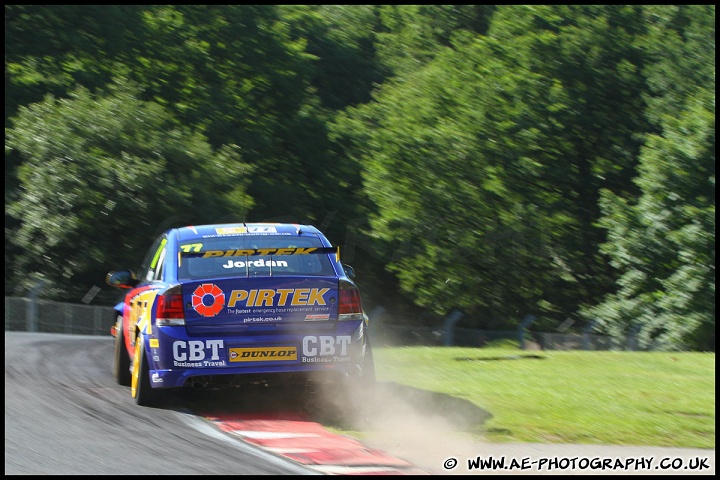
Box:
[179, 246, 340, 263]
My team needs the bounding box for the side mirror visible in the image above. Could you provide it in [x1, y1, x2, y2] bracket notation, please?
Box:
[342, 264, 356, 280]
[106, 269, 139, 289]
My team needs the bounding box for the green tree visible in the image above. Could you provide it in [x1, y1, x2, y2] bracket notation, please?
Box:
[374, 5, 495, 77]
[126, 5, 367, 235]
[5, 79, 252, 303]
[5, 5, 149, 122]
[278, 5, 388, 110]
[5, 5, 151, 296]
[584, 5, 715, 350]
[588, 99, 714, 350]
[5, 5, 371, 280]
[334, 5, 653, 330]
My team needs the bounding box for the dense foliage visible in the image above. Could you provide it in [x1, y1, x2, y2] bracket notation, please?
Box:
[5, 5, 714, 350]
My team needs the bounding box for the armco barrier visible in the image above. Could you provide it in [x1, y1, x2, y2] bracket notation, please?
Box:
[6, 296, 618, 350]
[368, 323, 618, 350]
[5, 296, 117, 336]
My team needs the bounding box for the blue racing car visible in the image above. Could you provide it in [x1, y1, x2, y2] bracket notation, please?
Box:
[106, 222, 375, 406]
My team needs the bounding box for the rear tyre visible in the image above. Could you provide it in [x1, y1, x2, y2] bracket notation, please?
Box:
[113, 315, 131, 386]
[131, 335, 161, 407]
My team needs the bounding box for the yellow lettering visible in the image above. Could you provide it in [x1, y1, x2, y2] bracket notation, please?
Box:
[228, 290, 248, 307]
[276, 289, 293, 306]
[292, 288, 310, 306]
[307, 288, 329, 305]
[199, 247, 324, 257]
[256, 289, 275, 306]
[218, 288, 330, 308]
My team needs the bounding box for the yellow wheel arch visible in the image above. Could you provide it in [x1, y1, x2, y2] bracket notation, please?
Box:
[131, 335, 142, 398]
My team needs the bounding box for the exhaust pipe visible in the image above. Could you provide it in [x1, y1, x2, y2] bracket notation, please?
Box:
[189, 376, 209, 389]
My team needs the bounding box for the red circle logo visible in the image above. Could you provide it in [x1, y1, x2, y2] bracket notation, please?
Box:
[191, 284, 225, 317]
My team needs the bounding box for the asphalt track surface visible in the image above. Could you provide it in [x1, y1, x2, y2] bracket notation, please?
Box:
[4, 331, 715, 475]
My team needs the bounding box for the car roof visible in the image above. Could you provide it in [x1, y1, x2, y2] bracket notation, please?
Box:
[173, 223, 323, 241]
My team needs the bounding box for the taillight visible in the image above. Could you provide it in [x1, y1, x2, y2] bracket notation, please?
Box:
[156, 285, 185, 326]
[339, 280, 363, 321]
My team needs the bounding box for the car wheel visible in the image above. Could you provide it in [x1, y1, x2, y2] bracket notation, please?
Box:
[131, 335, 160, 407]
[113, 315, 131, 386]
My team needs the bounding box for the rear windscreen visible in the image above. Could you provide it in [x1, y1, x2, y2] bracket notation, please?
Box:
[178, 235, 336, 280]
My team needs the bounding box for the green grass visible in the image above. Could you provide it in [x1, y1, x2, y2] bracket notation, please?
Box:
[371, 346, 715, 449]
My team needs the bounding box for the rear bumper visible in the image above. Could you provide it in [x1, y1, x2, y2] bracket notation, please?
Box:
[148, 362, 369, 389]
[144, 321, 370, 389]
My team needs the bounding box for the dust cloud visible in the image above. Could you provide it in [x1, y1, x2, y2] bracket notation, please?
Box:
[307, 380, 493, 474]
[168, 376, 492, 474]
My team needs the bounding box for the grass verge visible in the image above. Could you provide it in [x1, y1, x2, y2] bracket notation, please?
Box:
[370, 346, 715, 449]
